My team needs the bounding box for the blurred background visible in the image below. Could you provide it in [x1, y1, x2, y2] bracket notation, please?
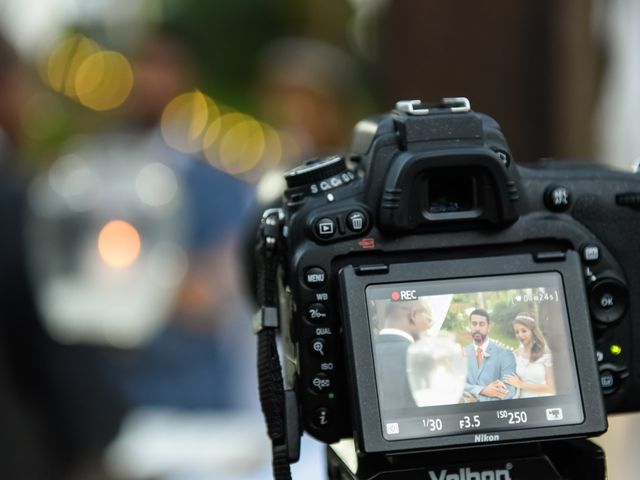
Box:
[0, 0, 638, 479]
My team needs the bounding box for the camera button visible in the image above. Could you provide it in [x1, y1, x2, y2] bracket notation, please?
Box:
[315, 217, 336, 239]
[346, 210, 368, 232]
[310, 373, 332, 393]
[545, 185, 571, 211]
[599, 370, 616, 392]
[304, 267, 326, 288]
[310, 338, 328, 357]
[582, 245, 600, 263]
[589, 278, 629, 325]
[306, 303, 328, 324]
[312, 407, 331, 428]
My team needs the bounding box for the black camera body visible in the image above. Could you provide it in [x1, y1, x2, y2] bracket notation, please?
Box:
[259, 99, 640, 468]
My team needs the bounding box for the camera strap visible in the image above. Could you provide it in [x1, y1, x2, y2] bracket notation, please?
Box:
[254, 208, 293, 480]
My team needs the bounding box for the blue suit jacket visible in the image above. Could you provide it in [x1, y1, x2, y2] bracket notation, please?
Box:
[464, 341, 517, 401]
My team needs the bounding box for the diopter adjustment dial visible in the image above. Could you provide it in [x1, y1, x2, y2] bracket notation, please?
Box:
[284, 155, 355, 195]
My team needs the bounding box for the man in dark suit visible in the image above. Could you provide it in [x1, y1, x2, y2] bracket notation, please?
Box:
[463, 309, 517, 401]
[374, 299, 432, 409]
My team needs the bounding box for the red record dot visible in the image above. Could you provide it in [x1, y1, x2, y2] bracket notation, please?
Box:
[391, 291, 400, 301]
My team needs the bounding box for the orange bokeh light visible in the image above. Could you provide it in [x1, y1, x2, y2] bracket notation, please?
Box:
[98, 220, 141, 269]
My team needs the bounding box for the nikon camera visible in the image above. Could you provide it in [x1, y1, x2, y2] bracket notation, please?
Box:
[254, 98, 640, 476]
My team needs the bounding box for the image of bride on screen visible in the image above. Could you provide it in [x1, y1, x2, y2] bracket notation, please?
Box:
[505, 313, 556, 398]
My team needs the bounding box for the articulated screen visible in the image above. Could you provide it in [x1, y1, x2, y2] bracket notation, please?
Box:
[366, 272, 584, 441]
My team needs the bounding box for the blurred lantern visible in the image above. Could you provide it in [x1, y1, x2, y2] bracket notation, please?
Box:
[26, 134, 189, 347]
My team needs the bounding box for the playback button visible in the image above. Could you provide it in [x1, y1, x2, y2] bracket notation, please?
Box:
[314, 217, 336, 239]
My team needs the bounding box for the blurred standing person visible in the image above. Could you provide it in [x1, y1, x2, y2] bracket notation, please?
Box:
[0, 32, 60, 479]
[254, 37, 372, 204]
[374, 300, 433, 409]
[113, 27, 257, 411]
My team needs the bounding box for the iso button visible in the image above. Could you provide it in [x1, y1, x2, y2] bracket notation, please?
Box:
[347, 210, 368, 232]
[304, 267, 326, 288]
[589, 278, 629, 325]
[311, 373, 332, 393]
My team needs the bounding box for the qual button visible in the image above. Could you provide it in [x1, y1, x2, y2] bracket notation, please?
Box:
[310, 337, 328, 357]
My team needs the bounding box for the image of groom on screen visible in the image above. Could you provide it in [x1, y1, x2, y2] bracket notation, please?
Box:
[374, 299, 432, 409]
[463, 309, 517, 402]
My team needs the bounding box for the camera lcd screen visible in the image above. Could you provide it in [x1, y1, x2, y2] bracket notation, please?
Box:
[367, 272, 584, 441]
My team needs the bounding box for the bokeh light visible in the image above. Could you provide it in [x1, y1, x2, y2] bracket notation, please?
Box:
[75, 51, 134, 111]
[219, 118, 266, 175]
[98, 220, 142, 269]
[202, 111, 250, 163]
[44, 34, 100, 98]
[135, 162, 179, 207]
[161, 91, 219, 153]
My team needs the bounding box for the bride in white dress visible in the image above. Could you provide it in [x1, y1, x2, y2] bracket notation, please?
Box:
[504, 313, 555, 398]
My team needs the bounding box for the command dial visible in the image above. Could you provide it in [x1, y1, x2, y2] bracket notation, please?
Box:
[284, 155, 355, 194]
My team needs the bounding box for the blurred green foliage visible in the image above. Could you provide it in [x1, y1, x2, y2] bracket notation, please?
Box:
[442, 289, 547, 350]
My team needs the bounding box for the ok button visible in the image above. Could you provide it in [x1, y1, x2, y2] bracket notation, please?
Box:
[600, 293, 614, 309]
[589, 278, 628, 325]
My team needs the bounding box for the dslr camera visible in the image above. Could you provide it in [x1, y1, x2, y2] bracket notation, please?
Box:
[254, 98, 639, 479]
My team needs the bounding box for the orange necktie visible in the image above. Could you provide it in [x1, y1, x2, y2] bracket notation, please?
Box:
[476, 347, 483, 368]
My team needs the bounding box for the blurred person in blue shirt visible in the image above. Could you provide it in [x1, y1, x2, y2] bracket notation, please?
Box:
[108, 27, 257, 412]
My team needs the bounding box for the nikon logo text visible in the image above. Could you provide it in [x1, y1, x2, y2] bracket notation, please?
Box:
[427, 466, 512, 480]
[474, 433, 500, 443]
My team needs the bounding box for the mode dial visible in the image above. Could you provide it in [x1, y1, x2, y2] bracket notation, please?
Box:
[285, 155, 355, 194]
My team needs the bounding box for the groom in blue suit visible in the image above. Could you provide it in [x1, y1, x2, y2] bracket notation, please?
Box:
[464, 309, 517, 401]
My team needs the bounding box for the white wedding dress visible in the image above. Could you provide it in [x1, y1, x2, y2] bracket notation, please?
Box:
[514, 347, 553, 398]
